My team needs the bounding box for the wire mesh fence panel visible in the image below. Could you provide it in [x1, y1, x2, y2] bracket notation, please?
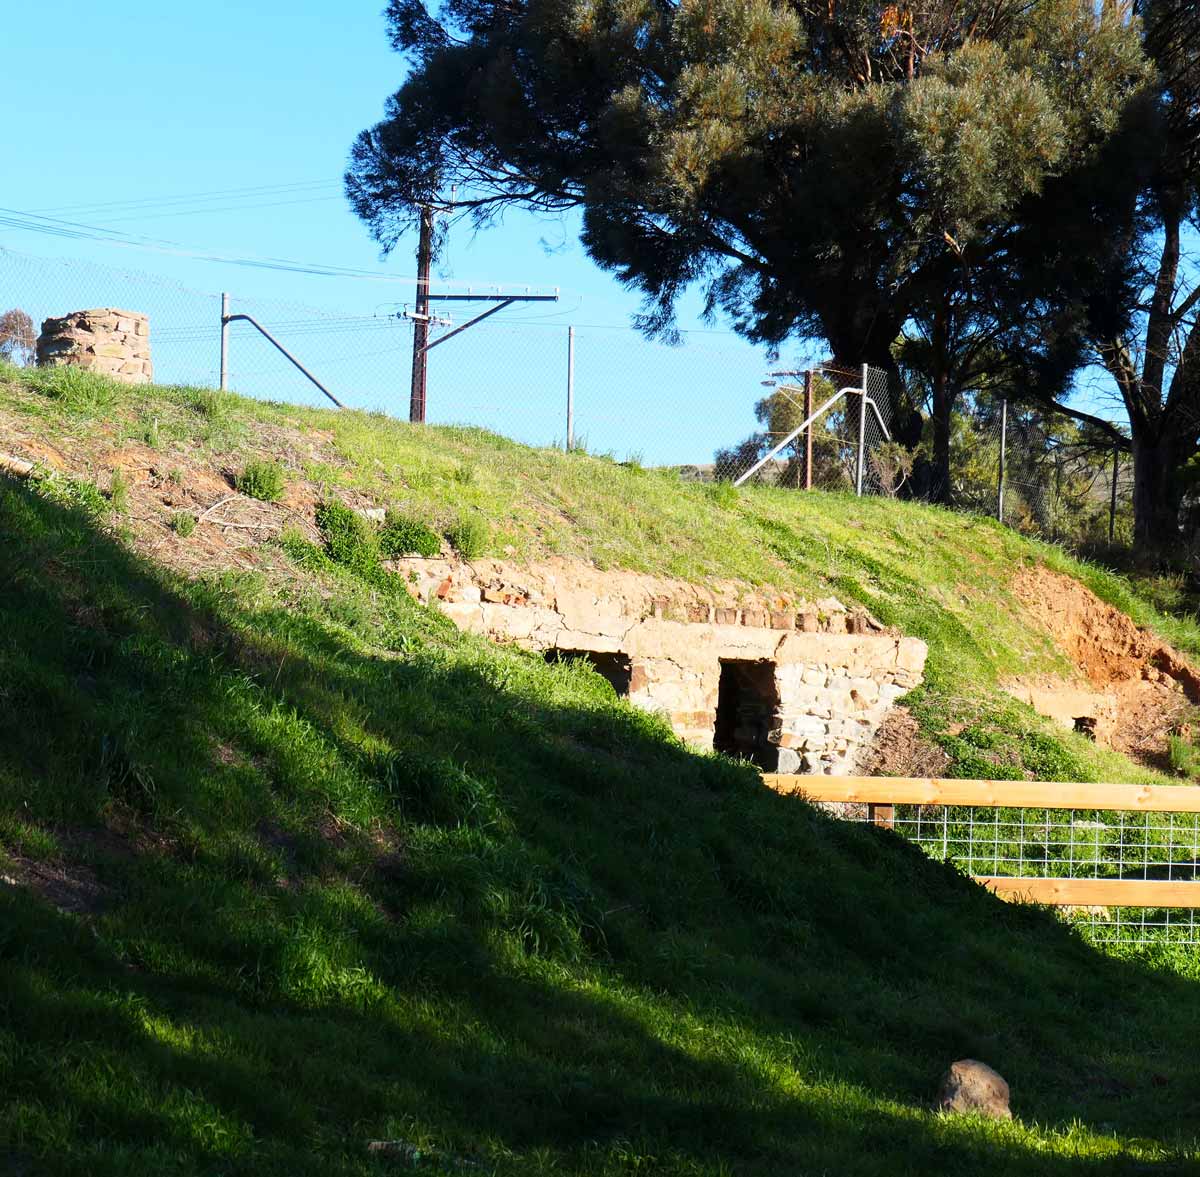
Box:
[842, 802, 1200, 950]
[860, 365, 899, 495]
[414, 321, 766, 458]
[950, 400, 1131, 541]
[572, 327, 765, 467]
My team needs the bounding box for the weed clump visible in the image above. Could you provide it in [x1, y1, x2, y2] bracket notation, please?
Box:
[236, 459, 286, 502]
[1169, 732, 1200, 777]
[185, 387, 232, 420]
[170, 512, 197, 538]
[315, 500, 381, 577]
[446, 513, 487, 559]
[379, 512, 442, 559]
[108, 469, 129, 513]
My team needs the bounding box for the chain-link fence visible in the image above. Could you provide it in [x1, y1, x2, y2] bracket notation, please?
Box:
[950, 398, 1132, 543]
[711, 363, 899, 495]
[0, 244, 1131, 532]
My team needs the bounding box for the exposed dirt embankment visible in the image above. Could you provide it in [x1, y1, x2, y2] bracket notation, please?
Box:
[1007, 566, 1200, 767]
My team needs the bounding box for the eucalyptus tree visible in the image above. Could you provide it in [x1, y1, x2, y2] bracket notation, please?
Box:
[348, 0, 1147, 495]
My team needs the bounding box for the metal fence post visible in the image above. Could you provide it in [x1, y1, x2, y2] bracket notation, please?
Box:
[854, 363, 868, 496]
[997, 398, 1007, 523]
[566, 325, 575, 452]
[803, 370, 814, 490]
[219, 292, 230, 391]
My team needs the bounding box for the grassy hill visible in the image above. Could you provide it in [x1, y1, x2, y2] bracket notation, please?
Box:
[2, 362, 1200, 1174]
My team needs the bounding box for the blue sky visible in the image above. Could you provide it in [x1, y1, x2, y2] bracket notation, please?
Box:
[0, 1, 785, 463]
[2, 2, 1132, 461]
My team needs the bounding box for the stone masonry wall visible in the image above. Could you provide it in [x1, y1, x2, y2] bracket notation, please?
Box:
[392, 555, 928, 775]
[36, 308, 153, 384]
[772, 639, 924, 774]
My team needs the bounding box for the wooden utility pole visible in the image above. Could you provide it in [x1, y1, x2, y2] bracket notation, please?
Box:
[409, 204, 434, 424]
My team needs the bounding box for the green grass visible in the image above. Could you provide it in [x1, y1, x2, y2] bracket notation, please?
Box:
[6, 366, 1200, 1171]
[170, 512, 197, 538]
[4, 359, 1196, 789]
[446, 512, 488, 559]
[2, 471, 1200, 1175]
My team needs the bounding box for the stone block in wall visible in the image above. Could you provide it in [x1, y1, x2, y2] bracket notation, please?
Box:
[36, 308, 153, 385]
[774, 747, 803, 774]
[896, 637, 927, 673]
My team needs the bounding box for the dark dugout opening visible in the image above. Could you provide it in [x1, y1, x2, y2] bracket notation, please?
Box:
[544, 649, 633, 697]
[713, 658, 780, 769]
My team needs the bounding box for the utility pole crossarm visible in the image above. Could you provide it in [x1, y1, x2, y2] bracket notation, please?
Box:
[422, 299, 515, 352]
[404, 195, 559, 424]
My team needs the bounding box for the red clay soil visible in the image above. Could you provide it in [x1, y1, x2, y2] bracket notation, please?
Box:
[1009, 566, 1200, 767]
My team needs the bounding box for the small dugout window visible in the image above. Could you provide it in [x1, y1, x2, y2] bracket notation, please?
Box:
[544, 649, 633, 697]
[713, 658, 780, 770]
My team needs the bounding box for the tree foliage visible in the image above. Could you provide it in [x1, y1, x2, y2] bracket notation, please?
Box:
[349, 0, 1146, 369]
[1080, 0, 1200, 546]
[0, 308, 36, 367]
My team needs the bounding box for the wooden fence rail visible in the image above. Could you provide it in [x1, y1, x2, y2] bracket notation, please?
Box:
[762, 775, 1200, 813]
[765, 775, 1200, 908]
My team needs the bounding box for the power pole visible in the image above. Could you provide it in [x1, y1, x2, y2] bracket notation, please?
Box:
[403, 199, 557, 423]
[409, 203, 434, 424]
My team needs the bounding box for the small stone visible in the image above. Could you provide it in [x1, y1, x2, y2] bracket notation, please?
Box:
[773, 746, 803, 774]
[937, 1059, 1012, 1120]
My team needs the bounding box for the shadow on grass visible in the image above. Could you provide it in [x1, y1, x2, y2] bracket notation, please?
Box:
[0, 476, 1197, 1175]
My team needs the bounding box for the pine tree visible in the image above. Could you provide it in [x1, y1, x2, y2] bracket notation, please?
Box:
[349, 1, 1148, 496]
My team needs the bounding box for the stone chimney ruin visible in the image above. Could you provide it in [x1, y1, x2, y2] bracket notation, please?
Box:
[36, 308, 152, 384]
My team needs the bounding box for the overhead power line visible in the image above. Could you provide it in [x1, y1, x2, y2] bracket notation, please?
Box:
[32, 178, 340, 217]
[0, 205, 456, 284]
[98, 193, 342, 224]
